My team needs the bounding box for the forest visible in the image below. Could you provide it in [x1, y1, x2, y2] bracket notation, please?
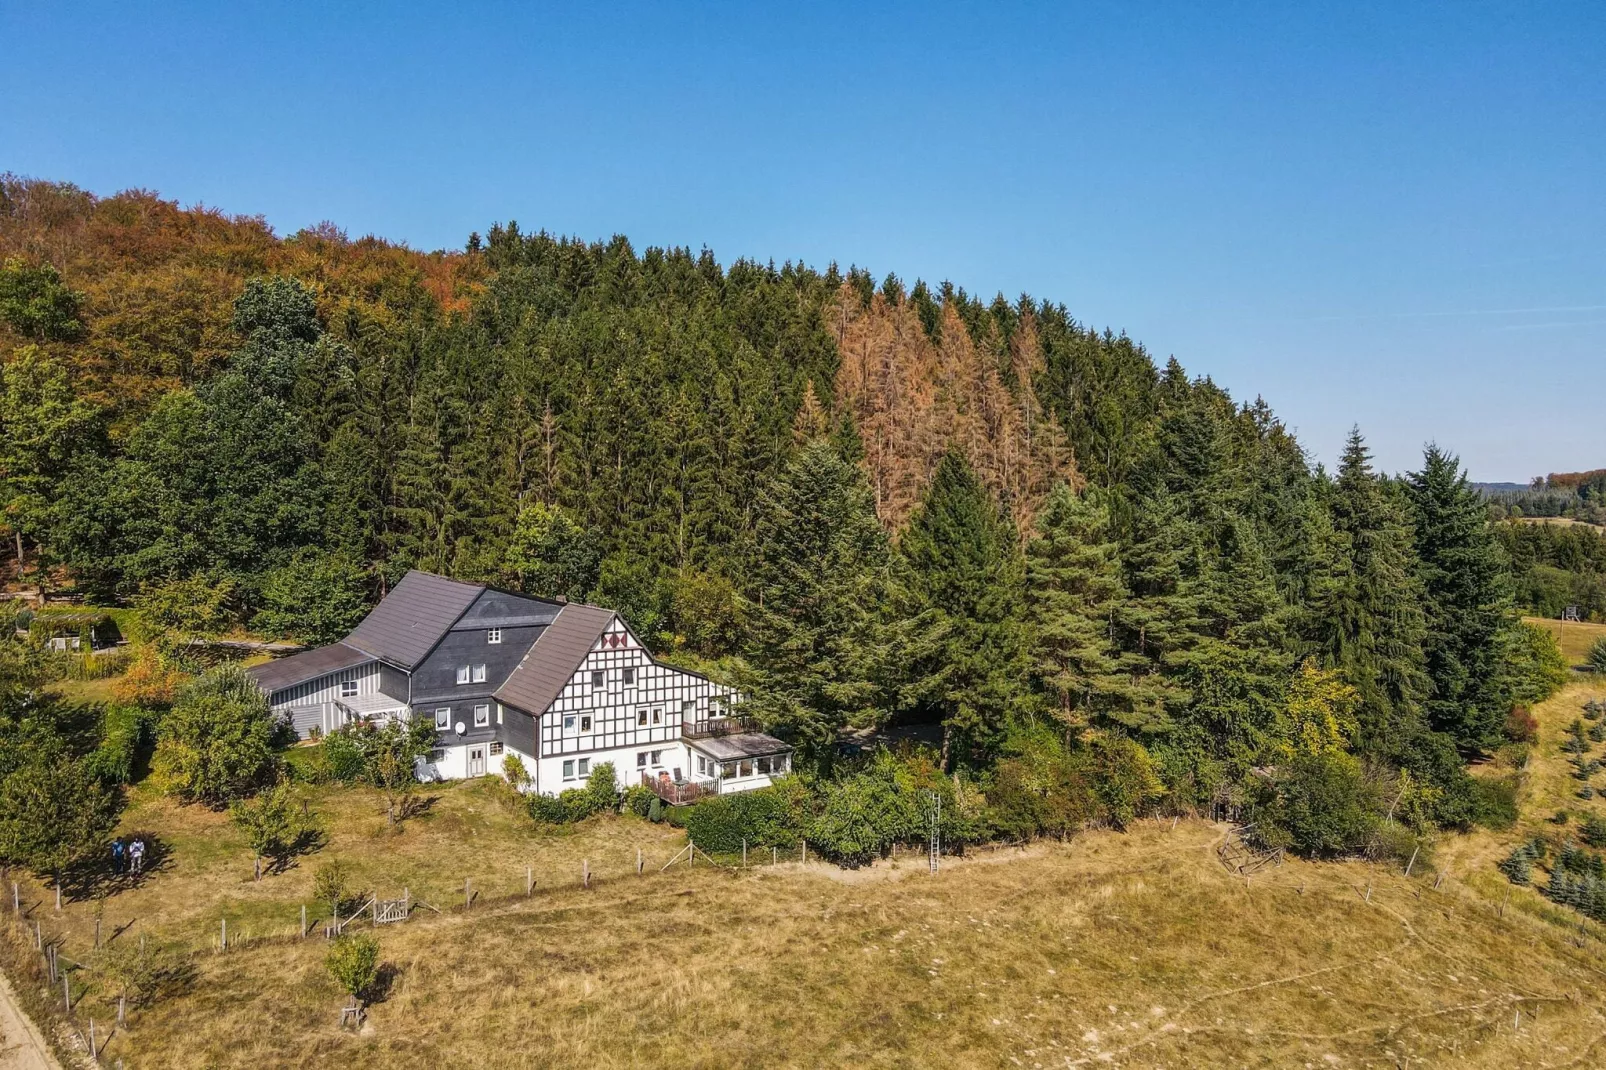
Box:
[0, 174, 1581, 870]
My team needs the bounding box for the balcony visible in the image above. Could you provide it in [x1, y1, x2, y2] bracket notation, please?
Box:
[682, 715, 759, 741]
[642, 773, 719, 806]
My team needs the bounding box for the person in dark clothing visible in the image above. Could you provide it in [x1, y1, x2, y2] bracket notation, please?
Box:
[111, 839, 125, 874]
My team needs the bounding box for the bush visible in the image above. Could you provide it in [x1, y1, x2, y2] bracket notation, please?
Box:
[310, 732, 367, 785]
[502, 753, 531, 790]
[1249, 751, 1381, 858]
[151, 664, 282, 807]
[1504, 705, 1539, 743]
[681, 787, 800, 853]
[1076, 733, 1163, 829]
[527, 762, 620, 824]
[85, 704, 158, 785]
[622, 784, 655, 818]
[325, 933, 380, 1005]
[1471, 775, 1520, 830]
[986, 752, 1096, 842]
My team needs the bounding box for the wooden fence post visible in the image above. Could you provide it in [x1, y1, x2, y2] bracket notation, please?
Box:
[772, 847, 777, 865]
[11, 881, 16, 914]
[742, 838, 747, 867]
[1404, 846, 1419, 877]
[94, 916, 101, 948]
[527, 865, 533, 896]
[802, 840, 807, 865]
[464, 878, 472, 911]
[301, 904, 307, 938]
[636, 848, 643, 876]
[118, 995, 126, 1027]
[221, 917, 227, 950]
[55, 881, 61, 912]
[62, 973, 70, 1012]
[89, 1018, 97, 1064]
[583, 859, 590, 889]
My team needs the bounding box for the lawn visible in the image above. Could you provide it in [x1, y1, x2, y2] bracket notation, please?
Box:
[7, 691, 1606, 1067]
[1526, 615, 1606, 668]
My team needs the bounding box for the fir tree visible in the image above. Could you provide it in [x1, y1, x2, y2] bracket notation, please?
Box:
[900, 451, 1025, 768]
[740, 441, 895, 756]
[1405, 445, 1510, 751]
[1024, 483, 1137, 737]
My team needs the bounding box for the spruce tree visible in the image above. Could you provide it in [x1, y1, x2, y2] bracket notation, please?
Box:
[1406, 444, 1510, 751]
[900, 451, 1025, 768]
[740, 441, 895, 756]
[1024, 483, 1137, 737]
[1320, 429, 1430, 752]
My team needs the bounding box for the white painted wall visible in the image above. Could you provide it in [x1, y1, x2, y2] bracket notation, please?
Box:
[266, 663, 390, 737]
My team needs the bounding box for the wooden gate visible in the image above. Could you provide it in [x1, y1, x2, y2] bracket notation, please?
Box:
[375, 890, 411, 924]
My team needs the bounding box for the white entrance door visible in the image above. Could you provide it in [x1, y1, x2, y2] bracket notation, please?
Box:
[468, 746, 487, 777]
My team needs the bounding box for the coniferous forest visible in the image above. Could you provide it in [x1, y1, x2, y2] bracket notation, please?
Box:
[0, 176, 1581, 860]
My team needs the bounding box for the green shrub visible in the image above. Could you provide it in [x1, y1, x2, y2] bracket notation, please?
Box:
[312, 731, 367, 785]
[150, 664, 281, 807]
[1504, 705, 1539, 743]
[527, 763, 620, 824]
[86, 704, 158, 785]
[1249, 751, 1381, 858]
[682, 787, 800, 853]
[622, 784, 655, 819]
[1075, 733, 1163, 829]
[325, 933, 380, 1005]
[1471, 775, 1520, 830]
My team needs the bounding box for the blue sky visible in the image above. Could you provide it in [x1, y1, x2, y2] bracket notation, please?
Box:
[3, 1, 1602, 480]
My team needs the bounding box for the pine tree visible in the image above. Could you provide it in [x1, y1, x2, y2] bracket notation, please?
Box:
[900, 451, 1025, 768]
[1406, 444, 1510, 751]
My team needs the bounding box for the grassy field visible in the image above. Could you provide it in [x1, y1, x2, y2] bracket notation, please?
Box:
[9, 683, 1606, 1066]
[1526, 616, 1606, 667]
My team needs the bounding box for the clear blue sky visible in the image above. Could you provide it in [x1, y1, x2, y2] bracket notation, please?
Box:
[4, 1, 1602, 481]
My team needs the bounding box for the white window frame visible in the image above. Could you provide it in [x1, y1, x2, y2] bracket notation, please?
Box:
[340, 679, 358, 698]
[651, 749, 662, 766]
[637, 752, 649, 768]
[474, 704, 490, 727]
[580, 715, 592, 732]
[434, 707, 450, 730]
[487, 628, 502, 644]
[637, 709, 648, 726]
[652, 708, 662, 725]
[578, 757, 590, 776]
[490, 741, 504, 756]
[563, 759, 575, 779]
[622, 667, 635, 686]
[564, 715, 575, 731]
[472, 664, 487, 683]
[456, 665, 471, 685]
[591, 670, 605, 688]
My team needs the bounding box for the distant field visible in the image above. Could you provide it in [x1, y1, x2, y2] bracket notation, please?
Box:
[1526, 616, 1606, 665]
[7, 685, 1606, 1067]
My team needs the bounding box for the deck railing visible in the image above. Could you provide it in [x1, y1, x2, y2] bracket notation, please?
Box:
[681, 716, 758, 741]
[642, 775, 719, 805]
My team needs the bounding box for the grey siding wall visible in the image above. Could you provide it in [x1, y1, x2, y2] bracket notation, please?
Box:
[268, 664, 387, 738]
[410, 589, 552, 751]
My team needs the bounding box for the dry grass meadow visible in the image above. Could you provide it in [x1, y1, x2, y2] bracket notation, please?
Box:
[1526, 616, 1606, 668]
[8, 677, 1606, 1067]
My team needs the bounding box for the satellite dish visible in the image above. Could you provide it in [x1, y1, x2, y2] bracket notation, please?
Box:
[454, 721, 466, 735]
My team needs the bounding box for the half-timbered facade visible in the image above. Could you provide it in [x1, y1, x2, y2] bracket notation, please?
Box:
[246, 570, 791, 800]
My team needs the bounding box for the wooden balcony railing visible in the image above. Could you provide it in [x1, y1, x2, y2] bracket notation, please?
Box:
[681, 716, 758, 741]
[643, 774, 719, 806]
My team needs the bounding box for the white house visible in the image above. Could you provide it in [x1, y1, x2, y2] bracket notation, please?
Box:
[246, 570, 792, 801]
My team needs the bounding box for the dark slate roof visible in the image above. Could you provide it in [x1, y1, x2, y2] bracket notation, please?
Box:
[688, 731, 793, 761]
[247, 642, 374, 695]
[344, 570, 485, 669]
[448, 588, 562, 632]
[493, 602, 616, 715]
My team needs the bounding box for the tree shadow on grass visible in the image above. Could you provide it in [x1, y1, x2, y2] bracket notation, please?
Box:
[263, 826, 328, 876]
[363, 963, 400, 1006]
[63, 831, 173, 901]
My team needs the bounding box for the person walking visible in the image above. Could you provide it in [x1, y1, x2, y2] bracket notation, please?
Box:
[111, 838, 125, 875]
[129, 838, 145, 876]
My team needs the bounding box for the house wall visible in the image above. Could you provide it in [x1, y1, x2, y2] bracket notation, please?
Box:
[528, 616, 737, 796]
[266, 663, 388, 738]
[409, 588, 557, 754]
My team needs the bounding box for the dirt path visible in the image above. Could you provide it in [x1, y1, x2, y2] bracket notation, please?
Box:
[0, 968, 59, 1070]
